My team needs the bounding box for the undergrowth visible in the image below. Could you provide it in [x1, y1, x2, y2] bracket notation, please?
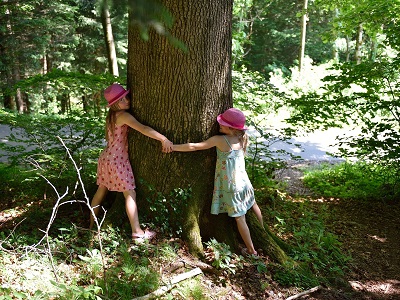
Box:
[263, 190, 351, 289]
[0, 112, 355, 298]
[302, 161, 400, 201]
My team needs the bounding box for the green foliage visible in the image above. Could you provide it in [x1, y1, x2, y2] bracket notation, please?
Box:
[266, 193, 350, 288]
[232, 68, 301, 187]
[303, 161, 400, 201]
[289, 211, 349, 280]
[50, 281, 103, 300]
[0, 109, 103, 193]
[280, 4, 400, 167]
[0, 0, 129, 114]
[0, 223, 163, 299]
[232, 0, 335, 74]
[274, 262, 320, 289]
[127, 0, 188, 52]
[100, 247, 160, 298]
[10, 69, 120, 99]
[174, 278, 206, 300]
[205, 238, 242, 274]
[141, 180, 191, 237]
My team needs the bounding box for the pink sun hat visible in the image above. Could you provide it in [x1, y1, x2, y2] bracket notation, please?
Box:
[217, 108, 248, 130]
[104, 83, 130, 107]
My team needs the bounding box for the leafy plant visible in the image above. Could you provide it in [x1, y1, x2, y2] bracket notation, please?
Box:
[142, 180, 191, 236]
[49, 281, 103, 300]
[205, 238, 241, 274]
[265, 190, 350, 288]
[283, 58, 400, 168]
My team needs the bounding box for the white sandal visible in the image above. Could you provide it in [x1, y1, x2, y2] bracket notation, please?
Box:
[132, 230, 156, 243]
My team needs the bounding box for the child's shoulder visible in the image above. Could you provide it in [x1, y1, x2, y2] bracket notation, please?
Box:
[210, 135, 226, 142]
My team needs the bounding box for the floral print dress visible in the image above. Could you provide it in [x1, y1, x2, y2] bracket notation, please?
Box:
[210, 136, 255, 217]
[96, 124, 135, 191]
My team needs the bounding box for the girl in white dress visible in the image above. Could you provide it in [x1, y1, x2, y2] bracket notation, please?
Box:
[173, 108, 263, 256]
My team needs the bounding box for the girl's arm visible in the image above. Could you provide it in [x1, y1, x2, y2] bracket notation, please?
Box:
[117, 111, 173, 152]
[173, 135, 222, 152]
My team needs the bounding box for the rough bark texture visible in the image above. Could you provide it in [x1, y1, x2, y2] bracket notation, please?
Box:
[125, 0, 290, 263]
[101, 0, 119, 77]
[127, 0, 232, 256]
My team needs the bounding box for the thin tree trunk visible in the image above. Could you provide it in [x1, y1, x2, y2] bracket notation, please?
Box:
[298, 0, 308, 73]
[355, 23, 363, 64]
[346, 35, 350, 62]
[370, 32, 378, 62]
[2, 4, 16, 111]
[101, 0, 119, 76]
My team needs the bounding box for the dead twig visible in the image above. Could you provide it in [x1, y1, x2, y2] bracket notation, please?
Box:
[132, 267, 203, 300]
[285, 285, 322, 300]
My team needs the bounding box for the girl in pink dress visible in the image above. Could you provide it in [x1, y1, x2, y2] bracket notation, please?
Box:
[89, 83, 173, 242]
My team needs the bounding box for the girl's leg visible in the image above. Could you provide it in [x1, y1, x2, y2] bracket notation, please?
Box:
[252, 202, 264, 228]
[89, 185, 108, 229]
[235, 215, 257, 255]
[123, 190, 145, 236]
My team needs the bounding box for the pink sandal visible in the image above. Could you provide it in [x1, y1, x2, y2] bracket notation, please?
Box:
[132, 230, 156, 243]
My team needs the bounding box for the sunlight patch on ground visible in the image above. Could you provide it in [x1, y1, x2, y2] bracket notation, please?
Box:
[367, 235, 387, 243]
[0, 254, 78, 295]
[349, 279, 400, 297]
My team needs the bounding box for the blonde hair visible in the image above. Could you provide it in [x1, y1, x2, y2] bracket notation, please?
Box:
[105, 102, 121, 141]
[231, 128, 249, 154]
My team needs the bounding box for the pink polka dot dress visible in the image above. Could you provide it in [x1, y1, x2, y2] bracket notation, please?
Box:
[96, 124, 135, 191]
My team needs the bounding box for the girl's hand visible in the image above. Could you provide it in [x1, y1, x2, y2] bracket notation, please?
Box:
[162, 139, 173, 153]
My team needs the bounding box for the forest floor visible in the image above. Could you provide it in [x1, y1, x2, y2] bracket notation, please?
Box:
[179, 160, 400, 300]
[1, 161, 400, 299]
[253, 161, 400, 300]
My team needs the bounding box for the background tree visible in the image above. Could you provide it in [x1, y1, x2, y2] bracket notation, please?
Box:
[298, 0, 309, 72]
[0, 0, 128, 115]
[101, 0, 119, 77]
[284, 0, 400, 171]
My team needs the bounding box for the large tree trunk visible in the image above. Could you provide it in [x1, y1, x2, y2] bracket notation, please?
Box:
[125, 0, 290, 263]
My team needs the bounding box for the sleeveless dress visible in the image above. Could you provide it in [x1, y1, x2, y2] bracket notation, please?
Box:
[96, 123, 135, 192]
[210, 136, 255, 217]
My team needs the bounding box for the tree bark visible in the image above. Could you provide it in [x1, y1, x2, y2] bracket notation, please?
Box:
[355, 23, 363, 64]
[298, 0, 308, 73]
[125, 0, 290, 263]
[101, 0, 119, 77]
[127, 0, 232, 257]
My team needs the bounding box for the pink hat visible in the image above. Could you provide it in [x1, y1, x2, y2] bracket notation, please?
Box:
[217, 108, 248, 130]
[104, 83, 130, 107]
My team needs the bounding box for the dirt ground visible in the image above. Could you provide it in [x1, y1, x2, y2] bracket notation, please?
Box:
[268, 161, 400, 300]
[1, 161, 400, 299]
[135, 160, 400, 300]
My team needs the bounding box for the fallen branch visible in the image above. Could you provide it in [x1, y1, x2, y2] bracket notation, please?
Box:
[132, 267, 203, 300]
[285, 285, 322, 300]
[164, 259, 218, 275]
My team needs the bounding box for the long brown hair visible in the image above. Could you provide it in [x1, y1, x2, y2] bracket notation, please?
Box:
[231, 128, 249, 154]
[105, 102, 121, 141]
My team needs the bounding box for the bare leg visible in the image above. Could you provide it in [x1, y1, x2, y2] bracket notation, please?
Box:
[123, 190, 145, 237]
[235, 215, 257, 255]
[89, 185, 108, 229]
[252, 202, 264, 228]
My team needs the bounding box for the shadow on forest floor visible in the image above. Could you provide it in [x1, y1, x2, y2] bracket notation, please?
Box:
[1, 146, 400, 299]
